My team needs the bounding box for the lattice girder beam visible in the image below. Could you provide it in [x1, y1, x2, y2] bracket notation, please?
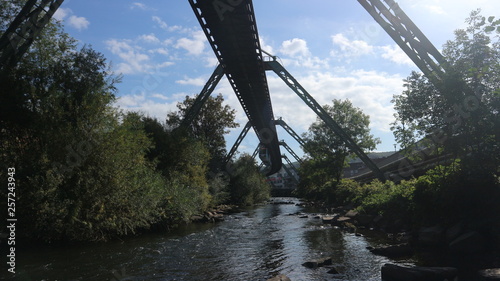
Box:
[180, 64, 225, 128]
[274, 118, 306, 148]
[282, 154, 299, 183]
[357, 0, 446, 85]
[265, 60, 386, 181]
[225, 121, 252, 164]
[0, 0, 64, 70]
[189, 0, 282, 175]
[279, 141, 302, 164]
[252, 146, 259, 159]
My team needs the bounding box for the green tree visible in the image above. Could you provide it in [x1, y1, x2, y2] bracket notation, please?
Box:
[297, 99, 379, 201]
[141, 116, 213, 210]
[0, 5, 175, 241]
[391, 9, 499, 176]
[228, 154, 270, 205]
[302, 99, 380, 182]
[166, 93, 238, 170]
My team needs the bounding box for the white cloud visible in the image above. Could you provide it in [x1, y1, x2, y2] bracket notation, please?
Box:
[331, 33, 374, 58]
[105, 36, 175, 75]
[281, 56, 329, 70]
[280, 38, 310, 57]
[157, 61, 175, 68]
[175, 30, 206, 56]
[130, 2, 155, 11]
[139, 33, 160, 44]
[115, 97, 178, 120]
[152, 16, 169, 30]
[266, 68, 404, 134]
[259, 37, 275, 56]
[424, 4, 446, 15]
[379, 44, 415, 66]
[53, 8, 89, 31]
[176, 76, 206, 87]
[53, 7, 70, 21]
[105, 39, 150, 74]
[68, 15, 90, 31]
[152, 16, 184, 33]
[150, 48, 169, 56]
[151, 93, 171, 100]
[131, 2, 145, 9]
[205, 56, 219, 68]
[116, 92, 146, 107]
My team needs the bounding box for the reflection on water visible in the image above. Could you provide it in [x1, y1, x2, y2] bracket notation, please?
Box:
[8, 198, 399, 281]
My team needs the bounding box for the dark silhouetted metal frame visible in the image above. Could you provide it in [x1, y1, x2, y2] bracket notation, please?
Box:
[0, 0, 64, 71]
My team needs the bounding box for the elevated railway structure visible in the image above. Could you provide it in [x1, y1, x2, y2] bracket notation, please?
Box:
[189, 0, 282, 175]
[1, 0, 464, 181]
[227, 118, 304, 165]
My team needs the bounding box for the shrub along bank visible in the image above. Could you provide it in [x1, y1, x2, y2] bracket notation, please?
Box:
[300, 160, 500, 252]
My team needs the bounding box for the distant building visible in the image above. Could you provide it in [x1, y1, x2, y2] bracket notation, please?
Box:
[343, 151, 396, 178]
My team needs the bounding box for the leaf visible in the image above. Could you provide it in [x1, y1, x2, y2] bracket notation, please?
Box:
[488, 16, 495, 23]
[484, 26, 495, 33]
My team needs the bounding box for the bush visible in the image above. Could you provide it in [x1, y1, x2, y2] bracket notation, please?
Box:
[413, 160, 500, 227]
[358, 180, 415, 221]
[228, 155, 271, 205]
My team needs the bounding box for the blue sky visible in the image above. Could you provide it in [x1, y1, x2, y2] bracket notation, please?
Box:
[52, 0, 500, 161]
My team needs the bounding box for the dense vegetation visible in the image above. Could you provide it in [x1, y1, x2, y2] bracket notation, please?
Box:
[296, 10, 499, 239]
[296, 99, 380, 200]
[0, 2, 270, 242]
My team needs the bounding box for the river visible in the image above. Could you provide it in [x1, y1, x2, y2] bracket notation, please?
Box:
[8, 198, 412, 281]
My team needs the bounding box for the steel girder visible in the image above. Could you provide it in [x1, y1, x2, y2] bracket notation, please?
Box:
[357, 0, 446, 85]
[265, 59, 386, 181]
[279, 141, 302, 164]
[189, 0, 281, 175]
[281, 154, 299, 184]
[229, 118, 305, 163]
[274, 118, 306, 148]
[224, 121, 252, 163]
[0, 0, 64, 71]
[180, 64, 225, 128]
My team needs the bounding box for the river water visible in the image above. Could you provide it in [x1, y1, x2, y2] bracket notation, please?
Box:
[8, 198, 410, 281]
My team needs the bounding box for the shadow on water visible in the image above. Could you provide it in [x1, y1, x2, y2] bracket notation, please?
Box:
[6, 198, 407, 281]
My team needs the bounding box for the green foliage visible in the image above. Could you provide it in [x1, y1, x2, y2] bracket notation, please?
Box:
[297, 99, 379, 201]
[391, 9, 499, 175]
[302, 99, 380, 183]
[326, 161, 499, 233]
[357, 180, 415, 220]
[208, 172, 230, 206]
[0, 4, 228, 242]
[296, 158, 336, 201]
[412, 160, 499, 227]
[228, 154, 270, 206]
[334, 179, 372, 207]
[166, 93, 238, 170]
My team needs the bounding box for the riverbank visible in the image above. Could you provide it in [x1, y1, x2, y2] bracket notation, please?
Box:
[297, 199, 500, 281]
[190, 204, 238, 223]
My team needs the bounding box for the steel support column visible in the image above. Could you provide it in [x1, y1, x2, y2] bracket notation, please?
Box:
[274, 118, 306, 148]
[225, 121, 252, 164]
[0, 0, 64, 71]
[279, 141, 302, 164]
[180, 64, 225, 128]
[282, 155, 299, 184]
[357, 0, 446, 85]
[265, 59, 386, 181]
